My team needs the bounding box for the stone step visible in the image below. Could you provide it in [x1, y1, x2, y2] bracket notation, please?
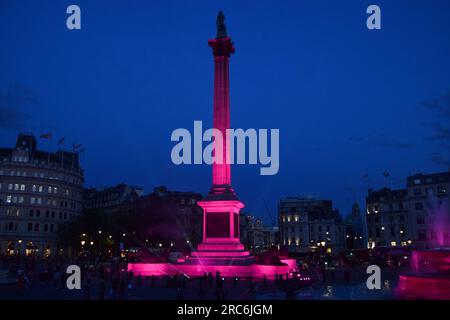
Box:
[197, 243, 245, 251]
[191, 250, 251, 258]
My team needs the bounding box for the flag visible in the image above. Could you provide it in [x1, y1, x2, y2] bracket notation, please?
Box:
[73, 142, 82, 149]
[40, 133, 52, 139]
[58, 137, 65, 145]
[383, 171, 390, 178]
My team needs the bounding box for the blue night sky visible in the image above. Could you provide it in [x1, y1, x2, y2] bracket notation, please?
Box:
[1, 0, 449, 223]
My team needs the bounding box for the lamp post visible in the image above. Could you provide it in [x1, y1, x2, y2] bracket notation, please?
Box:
[18, 239, 22, 256]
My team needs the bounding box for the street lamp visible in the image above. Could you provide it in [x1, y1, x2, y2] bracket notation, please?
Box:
[81, 240, 86, 246]
[98, 230, 102, 234]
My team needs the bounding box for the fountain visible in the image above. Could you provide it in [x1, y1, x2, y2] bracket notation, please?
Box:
[397, 191, 450, 299]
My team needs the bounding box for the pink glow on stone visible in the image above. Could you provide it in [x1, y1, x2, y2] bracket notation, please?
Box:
[127, 262, 290, 278]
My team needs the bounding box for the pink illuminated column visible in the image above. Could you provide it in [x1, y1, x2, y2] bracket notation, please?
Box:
[196, 12, 245, 249]
[208, 36, 234, 187]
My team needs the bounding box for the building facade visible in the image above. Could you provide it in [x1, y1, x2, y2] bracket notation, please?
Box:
[83, 183, 143, 214]
[278, 196, 346, 255]
[406, 171, 450, 248]
[366, 188, 409, 248]
[240, 214, 266, 251]
[366, 170, 450, 249]
[0, 133, 84, 256]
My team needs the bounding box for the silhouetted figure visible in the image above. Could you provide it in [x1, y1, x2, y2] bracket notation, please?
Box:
[208, 272, 213, 288]
[137, 274, 142, 287]
[119, 279, 126, 299]
[216, 271, 222, 289]
[112, 277, 119, 299]
[98, 281, 106, 300]
[198, 278, 205, 297]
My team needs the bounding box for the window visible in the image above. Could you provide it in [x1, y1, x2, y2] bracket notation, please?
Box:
[414, 179, 421, 185]
[29, 210, 34, 217]
[398, 202, 404, 209]
[48, 186, 52, 194]
[437, 186, 447, 194]
[28, 223, 32, 232]
[46, 211, 49, 218]
[389, 204, 393, 210]
[418, 230, 426, 241]
[20, 184, 25, 191]
[51, 212, 55, 218]
[36, 210, 40, 217]
[6, 195, 12, 203]
[14, 184, 19, 191]
[413, 188, 421, 196]
[399, 215, 405, 222]
[8, 184, 13, 190]
[44, 224, 48, 232]
[30, 197, 35, 204]
[32, 185, 37, 192]
[59, 212, 62, 219]
[50, 224, 54, 232]
[34, 224, 39, 232]
[63, 212, 67, 220]
[415, 202, 423, 210]
[38, 185, 43, 192]
[417, 215, 425, 224]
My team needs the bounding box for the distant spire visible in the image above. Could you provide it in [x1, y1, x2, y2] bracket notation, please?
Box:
[216, 11, 227, 38]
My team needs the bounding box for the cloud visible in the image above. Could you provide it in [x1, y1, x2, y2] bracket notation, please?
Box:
[349, 135, 412, 149]
[422, 90, 450, 118]
[430, 153, 450, 168]
[0, 82, 39, 130]
[426, 122, 450, 143]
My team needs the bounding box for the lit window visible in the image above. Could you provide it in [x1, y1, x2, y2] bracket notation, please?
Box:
[6, 195, 12, 203]
[14, 184, 19, 191]
[8, 184, 13, 190]
[20, 184, 25, 191]
[32, 185, 37, 192]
